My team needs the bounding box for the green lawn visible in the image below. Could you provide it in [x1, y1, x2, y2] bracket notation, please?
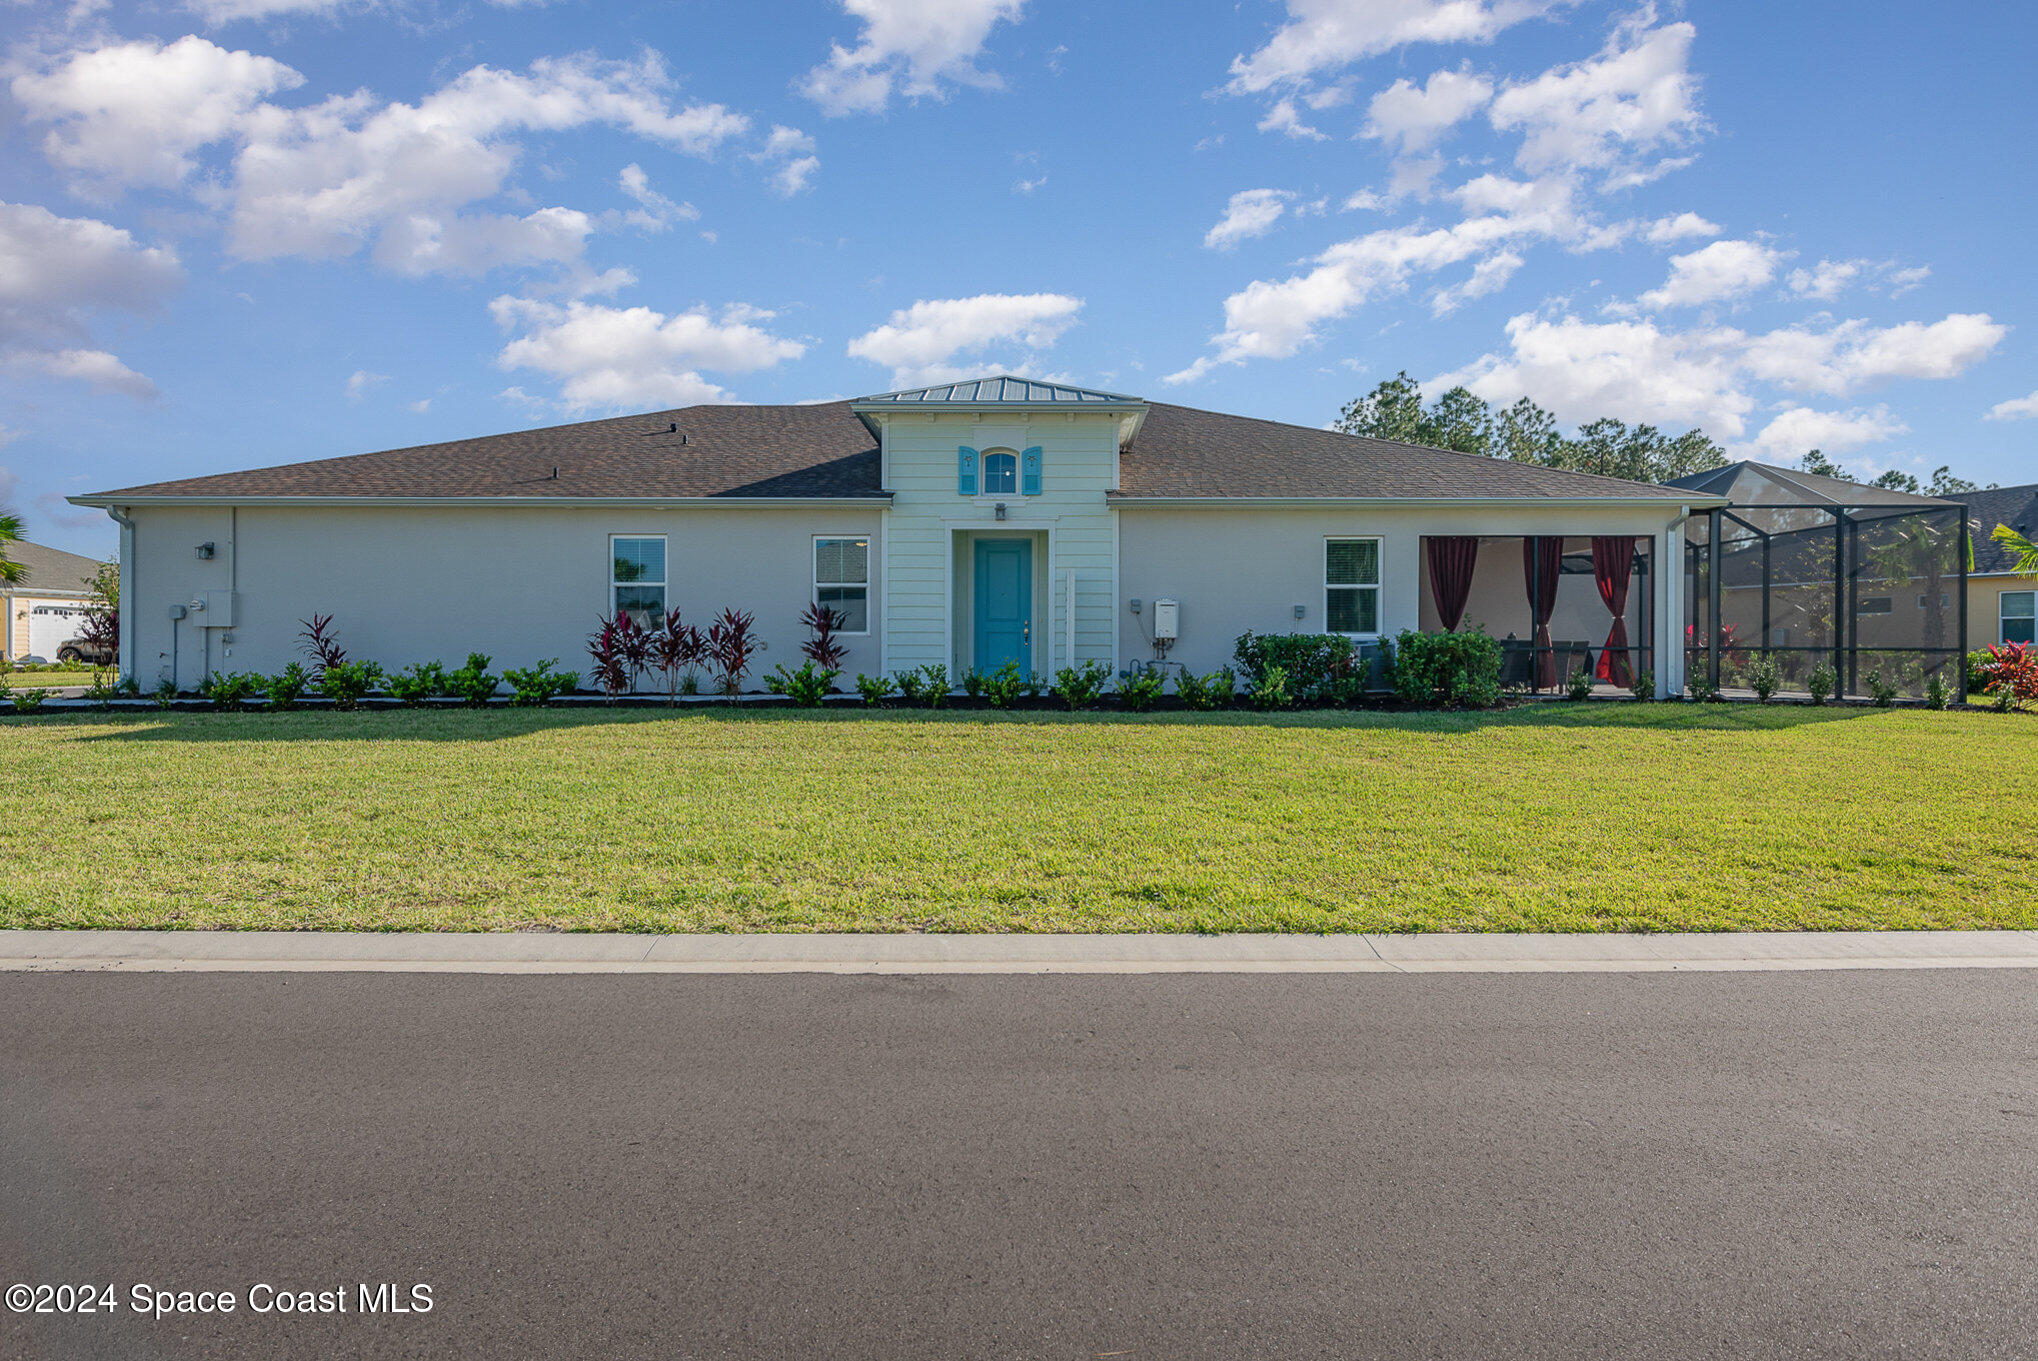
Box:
[2, 670, 97, 689]
[1, 705, 2031, 933]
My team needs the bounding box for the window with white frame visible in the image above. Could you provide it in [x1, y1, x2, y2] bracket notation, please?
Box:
[815, 536, 869, 633]
[981, 449, 1017, 496]
[1325, 538, 1381, 636]
[611, 535, 666, 626]
[2003, 591, 2035, 645]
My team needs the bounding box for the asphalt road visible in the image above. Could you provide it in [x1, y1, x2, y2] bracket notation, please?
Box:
[3, 971, 2035, 1360]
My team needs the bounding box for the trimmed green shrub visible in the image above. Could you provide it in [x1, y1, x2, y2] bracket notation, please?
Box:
[1807, 662, 1836, 706]
[983, 662, 1025, 709]
[855, 672, 893, 705]
[319, 660, 383, 710]
[387, 661, 446, 706]
[766, 660, 838, 707]
[1119, 669, 1165, 712]
[1388, 629, 1502, 709]
[1565, 666, 1594, 701]
[264, 662, 311, 711]
[1174, 667, 1235, 711]
[10, 687, 49, 713]
[1049, 660, 1111, 710]
[1250, 664, 1291, 711]
[444, 653, 498, 707]
[1688, 673, 1721, 703]
[1866, 668, 1899, 708]
[504, 659, 577, 707]
[152, 679, 177, 708]
[1630, 669, 1654, 702]
[1746, 655, 1780, 703]
[199, 670, 261, 711]
[1233, 631, 1366, 706]
[918, 664, 949, 708]
[961, 668, 988, 701]
[1924, 672, 1951, 710]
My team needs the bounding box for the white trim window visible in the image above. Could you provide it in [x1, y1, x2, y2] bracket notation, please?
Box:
[2003, 590, 2035, 645]
[1325, 537, 1381, 637]
[815, 536, 870, 633]
[611, 535, 666, 626]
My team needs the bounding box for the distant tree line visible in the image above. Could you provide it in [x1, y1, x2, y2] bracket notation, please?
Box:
[1337, 371, 1990, 494]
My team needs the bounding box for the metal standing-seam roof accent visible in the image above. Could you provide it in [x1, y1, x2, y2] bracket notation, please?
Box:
[852, 376, 1143, 406]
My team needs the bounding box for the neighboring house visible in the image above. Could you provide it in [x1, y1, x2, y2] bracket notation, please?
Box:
[71, 377, 1721, 697]
[1957, 483, 2038, 650]
[2, 539, 103, 663]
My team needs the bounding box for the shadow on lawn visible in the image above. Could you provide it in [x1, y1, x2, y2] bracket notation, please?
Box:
[43, 697, 1899, 744]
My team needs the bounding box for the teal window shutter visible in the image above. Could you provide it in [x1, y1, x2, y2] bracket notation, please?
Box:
[1021, 445, 1042, 496]
[958, 445, 979, 496]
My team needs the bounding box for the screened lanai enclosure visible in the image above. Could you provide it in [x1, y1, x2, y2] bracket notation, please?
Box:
[1667, 463, 1970, 701]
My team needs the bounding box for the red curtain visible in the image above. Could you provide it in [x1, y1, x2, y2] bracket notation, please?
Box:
[1426, 537, 1479, 631]
[1522, 537, 1563, 690]
[1592, 536, 1635, 686]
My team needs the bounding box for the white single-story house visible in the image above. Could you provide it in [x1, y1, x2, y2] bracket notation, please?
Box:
[3, 539, 104, 663]
[72, 377, 1723, 697]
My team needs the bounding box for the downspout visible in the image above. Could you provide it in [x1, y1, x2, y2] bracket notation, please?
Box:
[105, 506, 137, 685]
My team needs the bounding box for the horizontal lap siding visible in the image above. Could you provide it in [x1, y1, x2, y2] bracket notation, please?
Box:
[883, 414, 1121, 674]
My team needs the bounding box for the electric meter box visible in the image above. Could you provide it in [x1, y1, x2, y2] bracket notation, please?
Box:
[200, 591, 239, 627]
[1152, 598, 1179, 640]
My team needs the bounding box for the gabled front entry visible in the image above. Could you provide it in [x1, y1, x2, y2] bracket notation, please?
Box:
[973, 538, 1032, 674]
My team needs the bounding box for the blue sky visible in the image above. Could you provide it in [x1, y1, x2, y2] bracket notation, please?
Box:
[4, 0, 2033, 558]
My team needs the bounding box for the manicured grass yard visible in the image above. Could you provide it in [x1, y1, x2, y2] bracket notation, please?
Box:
[1, 705, 2031, 933]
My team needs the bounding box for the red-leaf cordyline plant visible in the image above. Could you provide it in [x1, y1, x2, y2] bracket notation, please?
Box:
[586, 613, 636, 702]
[298, 613, 347, 679]
[706, 608, 762, 696]
[800, 602, 848, 670]
[652, 609, 707, 703]
[1979, 641, 2038, 708]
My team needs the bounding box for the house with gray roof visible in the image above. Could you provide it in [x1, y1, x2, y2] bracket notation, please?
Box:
[72, 378, 1721, 697]
[1959, 482, 2038, 649]
[3, 539, 103, 663]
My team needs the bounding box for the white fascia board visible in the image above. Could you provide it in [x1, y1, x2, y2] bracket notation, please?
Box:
[1107, 495, 1730, 510]
[67, 495, 896, 509]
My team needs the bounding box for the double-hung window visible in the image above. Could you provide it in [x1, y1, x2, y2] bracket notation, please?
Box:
[815, 536, 869, 633]
[611, 535, 666, 626]
[1326, 538, 1381, 636]
[981, 450, 1017, 495]
[2003, 591, 2036, 645]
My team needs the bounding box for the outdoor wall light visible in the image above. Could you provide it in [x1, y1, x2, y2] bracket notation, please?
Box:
[994, 502, 1007, 521]
[195, 542, 216, 560]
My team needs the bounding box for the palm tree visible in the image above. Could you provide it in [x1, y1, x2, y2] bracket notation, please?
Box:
[0, 510, 24, 587]
[1994, 523, 2038, 575]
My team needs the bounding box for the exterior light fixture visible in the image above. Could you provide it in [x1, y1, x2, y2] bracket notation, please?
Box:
[994, 502, 1007, 521]
[195, 542, 216, 560]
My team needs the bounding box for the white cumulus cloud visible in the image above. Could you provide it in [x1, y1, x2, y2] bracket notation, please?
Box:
[1363, 68, 1494, 154]
[1204, 189, 1295, 250]
[0, 200, 182, 399]
[847, 292, 1082, 386]
[1639, 238, 1784, 309]
[1986, 390, 2038, 422]
[490, 295, 805, 412]
[1753, 404, 1909, 457]
[1488, 15, 1703, 185]
[1228, 0, 1565, 93]
[1644, 212, 1719, 244]
[801, 0, 1025, 116]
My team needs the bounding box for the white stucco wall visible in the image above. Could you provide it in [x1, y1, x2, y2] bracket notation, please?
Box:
[120, 503, 882, 691]
[1118, 503, 1690, 694]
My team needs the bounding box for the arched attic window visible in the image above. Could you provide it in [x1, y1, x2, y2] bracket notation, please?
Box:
[981, 448, 1018, 495]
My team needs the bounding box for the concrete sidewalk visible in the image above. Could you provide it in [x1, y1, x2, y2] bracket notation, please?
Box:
[3, 928, 2037, 974]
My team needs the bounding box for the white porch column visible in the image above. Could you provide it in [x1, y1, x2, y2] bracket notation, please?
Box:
[1657, 517, 1686, 698]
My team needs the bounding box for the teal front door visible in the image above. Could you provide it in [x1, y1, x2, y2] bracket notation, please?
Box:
[973, 539, 1032, 674]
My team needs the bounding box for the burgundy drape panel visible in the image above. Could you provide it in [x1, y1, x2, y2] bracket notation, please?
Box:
[1426, 536, 1479, 631]
[1522, 537, 1562, 689]
[1592, 536, 1635, 686]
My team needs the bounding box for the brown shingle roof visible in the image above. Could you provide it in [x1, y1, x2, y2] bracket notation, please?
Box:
[87, 401, 883, 500]
[1116, 402, 1687, 499]
[82, 394, 1694, 503]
